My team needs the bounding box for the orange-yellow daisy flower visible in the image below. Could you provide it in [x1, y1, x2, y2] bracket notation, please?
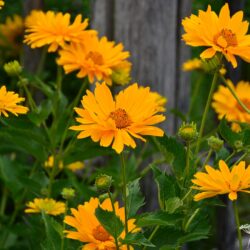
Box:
[0, 15, 24, 55]
[24, 10, 96, 52]
[66, 161, 85, 172]
[0, 85, 29, 117]
[57, 36, 130, 84]
[25, 198, 66, 216]
[192, 160, 250, 201]
[182, 58, 203, 71]
[0, 0, 4, 9]
[182, 3, 250, 68]
[212, 80, 250, 132]
[64, 197, 139, 249]
[70, 82, 165, 154]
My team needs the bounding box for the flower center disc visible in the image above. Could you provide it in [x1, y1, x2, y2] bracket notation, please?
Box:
[109, 108, 131, 129]
[92, 225, 110, 241]
[86, 51, 104, 65]
[214, 29, 237, 48]
[236, 98, 250, 112]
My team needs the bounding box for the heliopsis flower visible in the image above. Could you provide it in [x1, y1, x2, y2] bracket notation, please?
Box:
[192, 160, 250, 201]
[182, 58, 202, 71]
[0, 85, 29, 117]
[0, 0, 4, 9]
[44, 155, 63, 169]
[0, 15, 24, 55]
[25, 198, 66, 216]
[111, 61, 132, 85]
[64, 197, 139, 249]
[182, 3, 250, 68]
[57, 36, 130, 84]
[70, 82, 165, 153]
[212, 80, 250, 132]
[24, 10, 96, 52]
[66, 161, 85, 172]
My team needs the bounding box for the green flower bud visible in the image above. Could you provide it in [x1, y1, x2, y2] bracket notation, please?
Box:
[4, 60, 22, 77]
[202, 54, 221, 73]
[178, 122, 198, 142]
[234, 140, 243, 150]
[207, 136, 224, 152]
[95, 174, 112, 193]
[98, 193, 109, 203]
[61, 188, 75, 200]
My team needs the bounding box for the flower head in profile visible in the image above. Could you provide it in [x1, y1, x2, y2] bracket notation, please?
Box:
[182, 3, 250, 68]
[24, 10, 96, 52]
[66, 161, 85, 172]
[0, 85, 29, 117]
[212, 80, 250, 132]
[57, 36, 130, 84]
[0, 1, 4, 9]
[70, 82, 165, 153]
[182, 58, 202, 71]
[0, 15, 24, 55]
[25, 198, 66, 216]
[192, 160, 250, 201]
[64, 197, 139, 249]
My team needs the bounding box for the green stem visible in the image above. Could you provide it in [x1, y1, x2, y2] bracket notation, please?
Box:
[36, 47, 47, 77]
[56, 66, 63, 92]
[201, 149, 213, 171]
[233, 201, 242, 250]
[61, 201, 68, 250]
[108, 191, 119, 250]
[220, 75, 250, 114]
[0, 187, 8, 217]
[225, 150, 236, 163]
[235, 152, 248, 165]
[184, 208, 200, 232]
[195, 71, 219, 155]
[185, 142, 190, 176]
[142, 225, 160, 250]
[120, 152, 129, 250]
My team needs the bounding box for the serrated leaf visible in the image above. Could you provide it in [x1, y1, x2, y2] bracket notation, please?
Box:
[95, 206, 124, 239]
[41, 212, 62, 250]
[136, 211, 182, 228]
[121, 232, 155, 247]
[152, 165, 177, 209]
[219, 118, 242, 147]
[126, 178, 145, 218]
[165, 197, 183, 214]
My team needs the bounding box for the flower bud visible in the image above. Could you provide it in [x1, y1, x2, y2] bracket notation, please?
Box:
[95, 174, 112, 193]
[202, 54, 221, 73]
[234, 140, 243, 150]
[178, 122, 198, 142]
[61, 188, 75, 200]
[4, 60, 22, 77]
[207, 136, 224, 152]
[111, 61, 131, 85]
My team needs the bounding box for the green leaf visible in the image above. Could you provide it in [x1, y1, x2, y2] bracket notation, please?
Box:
[95, 206, 124, 239]
[28, 100, 53, 126]
[41, 212, 62, 250]
[152, 165, 177, 209]
[121, 232, 155, 247]
[178, 232, 209, 244]
[219, 118, 242, 147]
[165, 197, 183, 214]
[243, 129, 250, 146]
[126, 178, 145, 218]
[152, 135, 186, 178]
[136, 211, 182, 228]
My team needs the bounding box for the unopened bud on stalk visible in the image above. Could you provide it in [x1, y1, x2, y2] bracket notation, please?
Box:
[95, 174, 113, 193]
[61, 188, 75, 200]
[4, 60, 22, 77]
[178, 122, 198, 142]
[207, 136, 224, 152]
[234, 140, 243, 150]
[202, 54, 221, 73]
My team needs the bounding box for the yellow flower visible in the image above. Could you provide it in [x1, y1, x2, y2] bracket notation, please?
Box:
[192, 160, 250, 201]
[111, 61, 132, 85]
[25, 198, 66, 216]
[0, 0, 4, 9]
[212, 80, 250, 132]
[57, 36, 130, 84]
[24, 10, 96, 52]
[182, 58, 202, 71]
[182, 3, 250, 68]
[0, 15, 24, 55]
[0, 85, 29, 117]
[150, 91, 167, 112]
[66, 161, 85, 172]
[44, 155, 63, 169]
[64, 197, 139, 249]
[70, 82, 165, 154]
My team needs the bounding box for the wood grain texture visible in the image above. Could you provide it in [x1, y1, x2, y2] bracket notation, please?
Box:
[91, 0, 192, 134]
